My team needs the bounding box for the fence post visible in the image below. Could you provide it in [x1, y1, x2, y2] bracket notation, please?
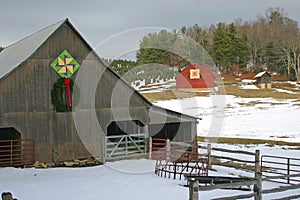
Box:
[254, 172, 262, 200]
[149, 137, 152, 159]
[254, 149, 262, 200]
[255, 149, 260, 173]
[207, 144, 212, 169]
[189, 178, 199, 200]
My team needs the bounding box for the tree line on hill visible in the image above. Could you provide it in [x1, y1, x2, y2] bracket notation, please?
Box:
[108, 7, 300, 83]
[105, 59, 177, 87]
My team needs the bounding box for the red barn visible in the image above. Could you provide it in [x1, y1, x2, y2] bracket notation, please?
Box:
[176, 65, 214, 89]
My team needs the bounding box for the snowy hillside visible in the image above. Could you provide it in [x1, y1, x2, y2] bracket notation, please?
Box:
[154, 94, 300, 143]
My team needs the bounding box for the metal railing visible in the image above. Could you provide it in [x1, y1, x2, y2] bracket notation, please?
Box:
[0, 139, 35, 167]
[105, 134, 147, 161]
[261, 155, 300, 184]
[151, 138, 209, 180]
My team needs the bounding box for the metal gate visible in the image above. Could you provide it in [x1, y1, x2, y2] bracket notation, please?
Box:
[105, 134, 147, 161]
[261, 155, 300, 184]
[0, 139, 35, 167]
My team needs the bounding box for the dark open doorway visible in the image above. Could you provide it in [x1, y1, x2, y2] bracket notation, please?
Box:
[0, 127, 21, 166]
[0, 127, 21, 140]
[149, 122, 192, 141]
[107, 120, 145, 136]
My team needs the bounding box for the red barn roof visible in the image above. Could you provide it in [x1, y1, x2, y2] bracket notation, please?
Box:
[176, 65, 214, 89]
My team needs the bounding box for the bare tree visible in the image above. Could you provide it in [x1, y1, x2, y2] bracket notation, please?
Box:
[244, 17, 269, 71]
[273, 13, 300, 80]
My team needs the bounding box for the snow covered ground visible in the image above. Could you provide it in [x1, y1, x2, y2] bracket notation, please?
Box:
[1, 88, 300, 199]
[155, 94, 300, 143]
[1, 143, 300, 200]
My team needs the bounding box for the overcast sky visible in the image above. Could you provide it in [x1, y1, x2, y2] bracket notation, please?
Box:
[1, 0, 299, 54]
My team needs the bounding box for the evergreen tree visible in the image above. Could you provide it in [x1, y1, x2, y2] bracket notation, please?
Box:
[136, 30, 178, 67]
[213, 23, 249, 72]
[108, 59, 137, 76]
[212, 23, 232, 72]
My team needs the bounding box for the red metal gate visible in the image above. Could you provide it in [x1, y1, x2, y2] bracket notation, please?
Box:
[0, 139, 35, 167]
[151, 138, 208, 180]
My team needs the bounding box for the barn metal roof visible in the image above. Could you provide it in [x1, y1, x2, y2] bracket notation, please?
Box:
[0, 19, 66, 80]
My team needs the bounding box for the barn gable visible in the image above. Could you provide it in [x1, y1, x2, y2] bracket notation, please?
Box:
[0, 19, 199, 164]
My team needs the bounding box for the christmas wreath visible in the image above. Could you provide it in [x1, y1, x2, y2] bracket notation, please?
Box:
[51, 78, 79, 112]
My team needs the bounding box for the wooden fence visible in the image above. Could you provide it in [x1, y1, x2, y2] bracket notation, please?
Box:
[187, 143, 300, 200]
[209, 174, 300, 200]
[198, 143, 259, 171]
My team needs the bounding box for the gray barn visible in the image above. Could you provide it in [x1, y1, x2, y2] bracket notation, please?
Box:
[0, 19, 198, 165]
[254, 71, 272, 89]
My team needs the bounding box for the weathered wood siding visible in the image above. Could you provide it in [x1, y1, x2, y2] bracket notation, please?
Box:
[0, 22, 95, 162]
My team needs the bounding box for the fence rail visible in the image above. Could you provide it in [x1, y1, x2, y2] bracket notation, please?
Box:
[0, 139, 35, 167]
[198, 143, 258, 171]
[261, 155, 300, 184]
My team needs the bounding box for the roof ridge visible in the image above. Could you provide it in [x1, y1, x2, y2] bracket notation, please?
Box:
[0, 18, 67, 80]
[4, 18, 67, 49]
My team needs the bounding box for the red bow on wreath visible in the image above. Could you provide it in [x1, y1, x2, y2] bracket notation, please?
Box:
[64, 78, 72, 108]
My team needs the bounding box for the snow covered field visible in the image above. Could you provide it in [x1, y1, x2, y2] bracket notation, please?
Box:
[155, 94, 300, 143]
[1, 92, 300, 199]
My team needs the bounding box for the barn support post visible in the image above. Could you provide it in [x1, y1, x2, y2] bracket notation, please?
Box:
[125, 136, 128, 157]
[188, 178, 199, 200]
[254, 149, 262, 200]
[103, 137, 107, 163]
[149, 137, 152, 159]
[166, 139, 171, 162]
[207, 144, 212, 169]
